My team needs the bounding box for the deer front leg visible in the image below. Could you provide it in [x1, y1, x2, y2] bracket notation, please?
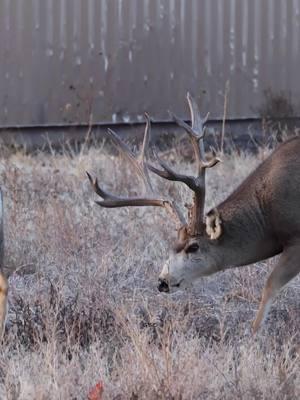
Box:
[253, 243, 300, 333]
[0, 272, 8, 339]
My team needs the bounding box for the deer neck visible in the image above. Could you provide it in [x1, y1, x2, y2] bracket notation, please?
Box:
[215, 196, 282, 270]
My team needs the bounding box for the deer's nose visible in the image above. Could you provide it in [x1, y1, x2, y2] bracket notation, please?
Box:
[158, 279, 170, 293]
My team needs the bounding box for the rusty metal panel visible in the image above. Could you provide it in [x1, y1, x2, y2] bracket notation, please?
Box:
[1, 0, 300, 127]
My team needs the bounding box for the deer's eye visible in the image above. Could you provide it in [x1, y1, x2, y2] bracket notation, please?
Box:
[185, 243, 199, 253]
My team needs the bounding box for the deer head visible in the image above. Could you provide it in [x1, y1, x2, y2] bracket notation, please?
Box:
[87, 93, 221, 293]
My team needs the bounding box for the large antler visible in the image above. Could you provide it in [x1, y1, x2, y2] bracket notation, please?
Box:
[86, 114, 186, 230]
[148, 93, 220, 235]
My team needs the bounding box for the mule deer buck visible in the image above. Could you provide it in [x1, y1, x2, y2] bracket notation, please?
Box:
[0, 189, 7, 338]
[87, 93, 300, 333]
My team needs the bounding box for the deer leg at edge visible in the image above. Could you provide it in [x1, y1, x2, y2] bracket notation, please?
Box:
[253, 242, 300, 333]
[0, 272, 8, 339]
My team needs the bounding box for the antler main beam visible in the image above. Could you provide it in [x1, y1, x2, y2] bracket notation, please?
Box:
[86, 114, 187, 230]
[149, 93, 220, 235]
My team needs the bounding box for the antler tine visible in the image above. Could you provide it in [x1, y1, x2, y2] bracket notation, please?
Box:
[138, 113, 154, 193]
[86, 170, 186, 229]
[152, 93, 218, 235]
[107, 128, 139, 170]
[148, 150, 198, 191]
[186, 92, 206, 175]
[185, 95, 221, 170]
[140, 112, 151, 159]
[170, 112, 203, 140]
[86, 171, 119, 200]
[107, 126, 152, 193]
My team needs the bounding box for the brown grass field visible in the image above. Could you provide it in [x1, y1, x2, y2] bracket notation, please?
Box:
[0, 137, 299, 399]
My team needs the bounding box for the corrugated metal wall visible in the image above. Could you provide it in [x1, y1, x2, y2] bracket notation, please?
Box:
[1, 0, 300, 127]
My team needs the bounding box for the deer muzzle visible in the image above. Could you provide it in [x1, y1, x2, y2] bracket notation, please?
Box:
[157, 278, 170, 293]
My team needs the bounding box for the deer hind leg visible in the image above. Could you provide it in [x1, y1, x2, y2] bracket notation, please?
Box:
[0, 272, 8, 339]
[252, 243, 300, 334]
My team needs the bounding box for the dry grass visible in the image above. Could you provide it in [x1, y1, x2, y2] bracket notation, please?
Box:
[0, 139, 299, 399]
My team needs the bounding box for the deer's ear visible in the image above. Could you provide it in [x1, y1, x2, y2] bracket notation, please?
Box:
[205, 208, 222, 240]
